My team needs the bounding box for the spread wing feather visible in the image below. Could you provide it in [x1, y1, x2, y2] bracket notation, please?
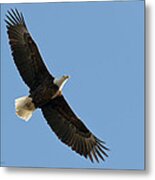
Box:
[41, 96, 109, 163]
[5, 9, 53, 90]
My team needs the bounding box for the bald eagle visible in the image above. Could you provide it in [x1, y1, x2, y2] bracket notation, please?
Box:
[5, 9, 109, 163]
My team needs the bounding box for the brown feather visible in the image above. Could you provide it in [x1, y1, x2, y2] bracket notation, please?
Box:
[5, 9, 54, 90]
[41, 96, 109, 163]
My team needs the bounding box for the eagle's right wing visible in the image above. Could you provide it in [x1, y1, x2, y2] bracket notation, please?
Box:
[41, 96, 109, 163]
[5, 9, 54, 90]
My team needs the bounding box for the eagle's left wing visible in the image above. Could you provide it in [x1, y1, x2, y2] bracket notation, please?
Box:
[5, 9, 54, 91]
[41, 96, 109, 163]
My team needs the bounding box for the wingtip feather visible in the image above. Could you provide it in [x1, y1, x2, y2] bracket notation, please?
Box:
[5, 8, 25, 27]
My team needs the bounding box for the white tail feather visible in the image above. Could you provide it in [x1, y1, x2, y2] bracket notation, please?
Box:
[15, 96, 35, 121]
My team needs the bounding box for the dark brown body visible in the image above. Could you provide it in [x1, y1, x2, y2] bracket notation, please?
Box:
[30, 76, 59, 108]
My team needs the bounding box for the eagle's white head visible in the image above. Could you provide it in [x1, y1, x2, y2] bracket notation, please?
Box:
[54, 75, 70, 92]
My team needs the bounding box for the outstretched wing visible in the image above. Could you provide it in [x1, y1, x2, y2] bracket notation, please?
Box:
[41, 96, 109, 163]
[5, 9, 53, 90]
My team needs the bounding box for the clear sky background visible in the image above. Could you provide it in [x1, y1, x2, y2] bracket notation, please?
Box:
[1, 1, 144, 169]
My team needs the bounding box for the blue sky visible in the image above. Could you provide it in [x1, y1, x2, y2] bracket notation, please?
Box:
[1, 1, 144, 169]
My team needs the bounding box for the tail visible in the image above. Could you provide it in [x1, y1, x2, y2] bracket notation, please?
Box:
[15, 96, 36, 121]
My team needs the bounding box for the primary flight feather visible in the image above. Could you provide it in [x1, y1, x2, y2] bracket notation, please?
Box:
[5, 9, 109, 163]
